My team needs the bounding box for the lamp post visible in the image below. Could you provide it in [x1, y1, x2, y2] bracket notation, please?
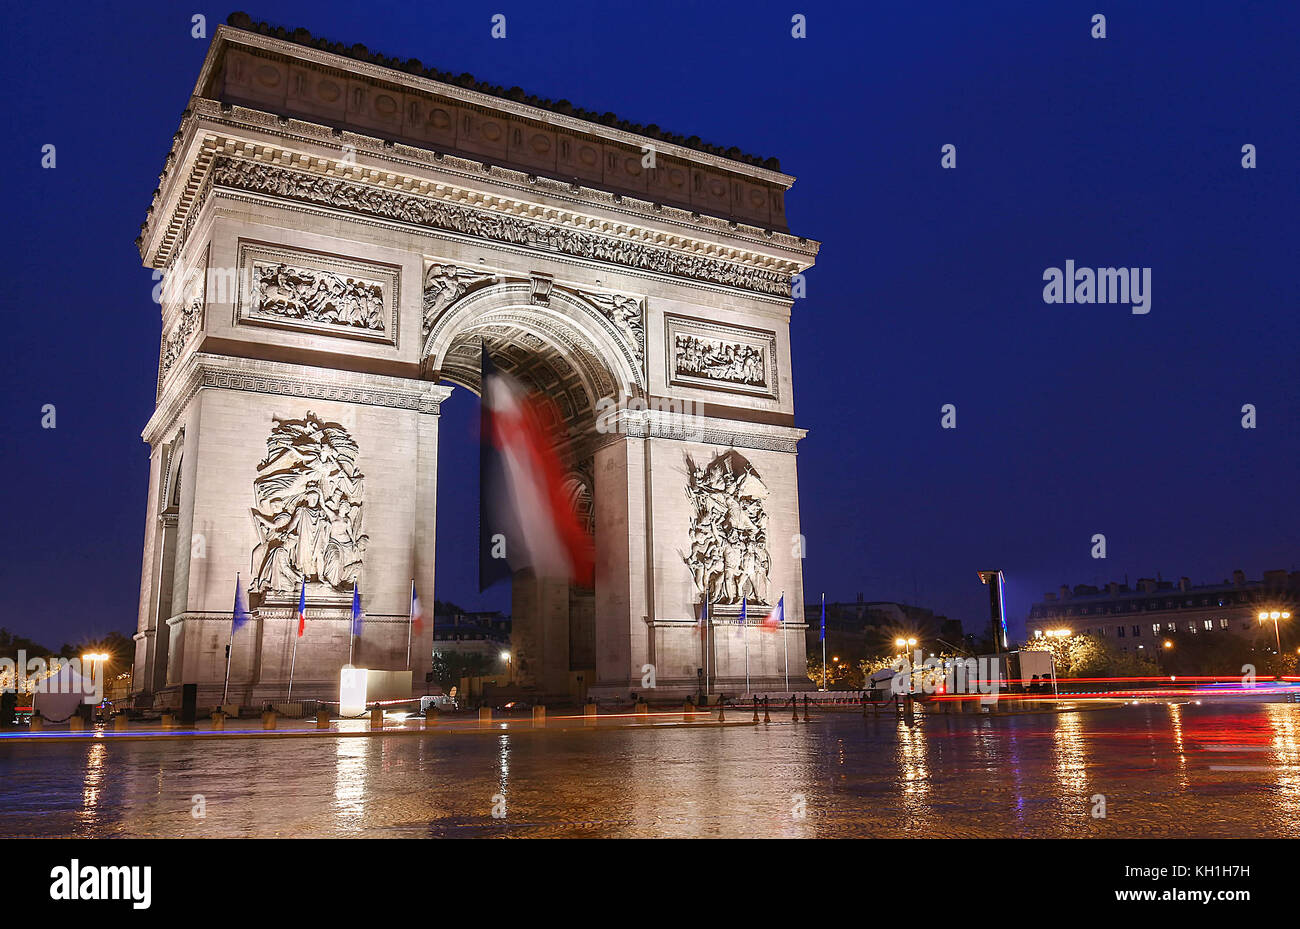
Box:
[81, 652, 109, 701]
[1258, 610, 1291, 654]
[894, 637, 917, 692]
[500, 650, 512, 684]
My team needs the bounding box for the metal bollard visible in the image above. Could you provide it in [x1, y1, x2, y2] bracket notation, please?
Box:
[718, 700, 725, 722]
[478, 706, 493, 727]
[370, 707, 384, 730]
[683, 699, 695, 721]
[752, 699, 759, 723]
[262, 710, 277, 730]
[29, 714, 42, 733]
[584, 703, 598, 726]
[636, 701, 649, 721]
[316, 710, 330, 729]
[763, 696, 771, 723]
[161, 713, 176, 728]
[211, 711, 226, 730]
[532, 705, 546, 727]
[791, 694, 799, 722]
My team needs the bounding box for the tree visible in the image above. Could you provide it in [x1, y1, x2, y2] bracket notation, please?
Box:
[1023, 634, 1157, 680]
[429, 650, 493, 691]
[806, 655, 864, 690]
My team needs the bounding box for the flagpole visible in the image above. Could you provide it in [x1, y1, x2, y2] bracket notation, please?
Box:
[821, 592, 827, 691]
[743, 597, 749, 696]
[782, 590, 788, 691]
[287, 633, 299, 702]
[222, 573, 239, 706]
[704, 595, 710, 698]
[287, 578, 302, 702]
[406, 579, 414, 670]
[348, 581, 356, 666]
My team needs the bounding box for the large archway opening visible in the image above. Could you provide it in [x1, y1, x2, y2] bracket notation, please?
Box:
[427, 282, 636, 700]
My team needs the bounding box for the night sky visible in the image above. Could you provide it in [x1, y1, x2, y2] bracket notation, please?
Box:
[2, 1, 1296, 648]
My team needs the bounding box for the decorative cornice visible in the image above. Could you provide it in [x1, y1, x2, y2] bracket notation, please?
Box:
[142, 352, 451, 446]
[140, 102, 820, 274]
[200, 155, 793, 297]
[584, 409, 806, 456]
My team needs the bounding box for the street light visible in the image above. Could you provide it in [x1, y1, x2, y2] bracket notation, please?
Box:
[500, 650, 512, 683]
[1258, 609, 1291, 654]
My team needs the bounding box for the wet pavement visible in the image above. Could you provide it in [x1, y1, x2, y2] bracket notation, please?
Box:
[1, 703, 1298, 837]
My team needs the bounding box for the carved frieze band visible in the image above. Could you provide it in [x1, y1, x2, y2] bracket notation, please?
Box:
[158, 248, 208, 392]
[210, 156, 791, 297]
[665, 315, 778, 400]
[236, 241, 399, 345]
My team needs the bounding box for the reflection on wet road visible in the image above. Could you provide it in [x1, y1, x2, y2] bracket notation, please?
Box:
[2, 704, 1297, 837]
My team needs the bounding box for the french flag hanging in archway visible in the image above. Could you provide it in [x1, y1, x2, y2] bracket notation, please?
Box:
[479, 344, 595, 591]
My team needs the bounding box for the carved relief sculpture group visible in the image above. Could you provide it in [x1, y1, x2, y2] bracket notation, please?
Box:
[253, 261, 385, 331]
[682, 450, 772, 607]
[673, 333, 766, 387]
[249, 412, 368, 595]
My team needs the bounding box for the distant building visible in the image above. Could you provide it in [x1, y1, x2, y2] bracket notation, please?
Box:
[1026, 569, 1300, 653]
[806, 594, 966, 655]
[432, 609, 512, 662]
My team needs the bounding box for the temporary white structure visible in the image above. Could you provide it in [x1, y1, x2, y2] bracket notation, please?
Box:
[30, 663, 97, 722]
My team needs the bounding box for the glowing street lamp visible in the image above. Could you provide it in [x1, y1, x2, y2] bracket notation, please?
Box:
[500, 650, 512, 683]
[1258, 609, 1291, 654]
[81, 653, 109, 693]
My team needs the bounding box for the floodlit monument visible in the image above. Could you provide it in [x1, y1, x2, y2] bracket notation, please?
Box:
[132, 14, 820, 707]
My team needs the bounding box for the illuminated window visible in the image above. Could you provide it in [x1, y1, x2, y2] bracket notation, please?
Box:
[1219, 618, 1229, 629]
[1166, 623, 1176, 633]
[1187, 622, 1197, 634]
[1151, 624, 1160, 635]
[1203, 619, 1214, 631]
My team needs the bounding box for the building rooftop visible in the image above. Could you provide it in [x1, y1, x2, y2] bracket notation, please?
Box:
[225, 12, 781, 171]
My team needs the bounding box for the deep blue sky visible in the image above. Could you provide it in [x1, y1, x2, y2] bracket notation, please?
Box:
[2, 1, 1296, 648]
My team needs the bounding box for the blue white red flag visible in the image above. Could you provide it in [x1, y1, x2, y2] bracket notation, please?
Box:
[296, 580, 307, 637]
[411, 580, 424, 631]
[479, 345, 594, 590]
[761, 595, 784, 632]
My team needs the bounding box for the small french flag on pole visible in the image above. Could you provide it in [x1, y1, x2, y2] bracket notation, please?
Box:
[411, 581, 424, 631]
[761, 595, 784, 632]
[296, 580, 307, 637]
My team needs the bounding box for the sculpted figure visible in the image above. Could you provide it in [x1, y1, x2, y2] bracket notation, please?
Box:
[250, 412, 366, 595]
[422, 263, 494, 334]
[680, 450, 773, 607]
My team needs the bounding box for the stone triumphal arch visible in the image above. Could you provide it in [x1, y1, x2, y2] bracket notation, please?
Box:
[132, 16, 820, 707]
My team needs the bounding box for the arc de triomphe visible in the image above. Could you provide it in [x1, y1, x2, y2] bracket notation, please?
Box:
[133, 16, 820, 706]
